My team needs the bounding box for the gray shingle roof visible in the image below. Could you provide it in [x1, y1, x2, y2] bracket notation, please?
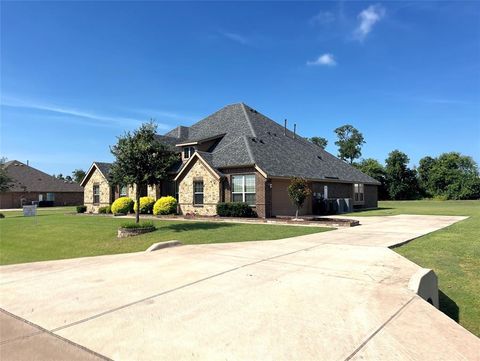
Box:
[94, 162, 112, 179]
[165, 103, 380, 185]
[4, 160, 84, 193]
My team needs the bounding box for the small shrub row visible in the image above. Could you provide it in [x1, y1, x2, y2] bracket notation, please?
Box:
[0, 213, 5, 219]
[134, 197, 155, 214]
[120, 221, 156, 229]
[111, 197, 134, 215]
[216, 202, 257, 218]
[76, 205, 87, 213]
[153, 196, 177, 215]
[98, 206, 112, 214]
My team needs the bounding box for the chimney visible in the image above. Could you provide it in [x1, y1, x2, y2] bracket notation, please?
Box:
[293, 124, 297, 139]
[284, 119, 287, 136]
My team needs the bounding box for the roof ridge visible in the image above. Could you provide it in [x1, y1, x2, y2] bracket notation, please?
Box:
[240, 103, 257, 138]
[242, 136, 255, 164]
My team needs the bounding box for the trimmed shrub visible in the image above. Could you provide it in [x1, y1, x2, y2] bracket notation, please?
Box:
[120, 221, 155, 229]
[133, 196, 155, 214]
[153, 196, 177, 215]
[216, 202, 257, 218]
[0, 213, 5, 219]
[98, 206, 112, 214]
[76, 205, 87, 214]
[111, 197, 134, 215]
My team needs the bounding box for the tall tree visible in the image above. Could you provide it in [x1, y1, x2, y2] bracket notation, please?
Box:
[309, 137, 328, 149]
[355, 158, 388, 199]
[287, 177, 311, 219]
[384, 150, 419, 200]
[109, 121, 178, 223]
[0, 157, 13, 193]
[419, 152, 480, 200]
[72, 169, 86, 184]
[55, 173, 65, 180]
[334, 125, 365, 164]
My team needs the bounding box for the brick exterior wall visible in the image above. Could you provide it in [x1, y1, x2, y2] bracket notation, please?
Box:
[83, 168, 112, 213]
[178, 159, 220, 216]
[364, 184, 378, 209]
[0, 192, 83, 209]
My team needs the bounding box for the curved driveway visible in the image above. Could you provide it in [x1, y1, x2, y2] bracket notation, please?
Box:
[1, 215, 478, 360]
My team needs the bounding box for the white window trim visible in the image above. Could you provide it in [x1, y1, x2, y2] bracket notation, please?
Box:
[353, 183, 365, 203]
[231, 174, 256, 206]
[193, 180, 204, 205]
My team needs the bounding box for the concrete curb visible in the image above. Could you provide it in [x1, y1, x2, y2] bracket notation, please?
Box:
[145, 240, 182, 252]
[408, 268, 439, 308]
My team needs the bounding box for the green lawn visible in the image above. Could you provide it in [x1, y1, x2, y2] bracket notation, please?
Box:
[0, 208, 330, 266]
[348, 200, 480, 337]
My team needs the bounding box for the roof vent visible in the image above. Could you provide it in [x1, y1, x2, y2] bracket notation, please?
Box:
[317, 155, 323, 160]
[259, 139, 265, 144]
[251, 138, 257, 142]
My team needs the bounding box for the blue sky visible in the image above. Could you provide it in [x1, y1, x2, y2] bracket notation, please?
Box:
[1, 1, 479, 176]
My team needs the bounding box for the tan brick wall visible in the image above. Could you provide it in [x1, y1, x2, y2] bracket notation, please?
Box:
[83, 168, 111, 213]
[178, 159, 220, 216]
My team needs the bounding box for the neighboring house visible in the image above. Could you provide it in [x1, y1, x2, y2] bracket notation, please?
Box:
[0, 160, 84, 209]
[83, 103, 380, 217]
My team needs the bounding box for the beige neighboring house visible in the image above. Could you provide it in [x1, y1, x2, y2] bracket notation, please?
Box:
[82, 103, 380, 217]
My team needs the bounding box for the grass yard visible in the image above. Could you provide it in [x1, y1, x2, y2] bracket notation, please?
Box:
[0, 208, 330, 266]
[348, 200, 480, 337]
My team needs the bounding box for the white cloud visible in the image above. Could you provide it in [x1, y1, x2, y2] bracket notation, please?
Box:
[307, 53, 337, 66]
[310, 11, 335, 26]
[221, 32, 249, 45]
[0, 96, 169, 129]
[354, 4, 386, 41]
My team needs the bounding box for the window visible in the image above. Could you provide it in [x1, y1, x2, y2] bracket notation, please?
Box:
[354, 183, 364, 202]
[183, 147, 195, 159]
[193, 180, 204, 205]
[93, 185, 100, 204]
[46, 193, 55, 201]
[119, 185, 128, 197]
[231, 174, 256, 205]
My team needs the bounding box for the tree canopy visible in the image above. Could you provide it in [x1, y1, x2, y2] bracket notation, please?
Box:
[384, 150, 419, 200]
[354, 158, 388, 199]
[287, 177, 311, 219]
[72, 169, 86, 184]
[334, 125, 365, 164]
[0, 158, 13, 193]
[309, 136, 328, 149]
[418, 152, 480, 200]
[109, 121, 178, 223]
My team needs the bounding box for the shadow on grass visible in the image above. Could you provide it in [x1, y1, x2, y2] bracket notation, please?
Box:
[161, 222, 236, 232]
[352, 207, 394, 214]
[439, 290, 459, 322]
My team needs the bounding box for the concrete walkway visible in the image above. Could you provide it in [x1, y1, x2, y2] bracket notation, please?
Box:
[1, 215, 478, 360]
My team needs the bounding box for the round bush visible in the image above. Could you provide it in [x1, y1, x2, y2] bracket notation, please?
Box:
[153, 196, 177, 215]
[134, 196, 155, 214]
[111, 197, 134, 215]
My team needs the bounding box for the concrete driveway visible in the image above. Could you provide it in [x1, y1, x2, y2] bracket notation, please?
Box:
[1, 215, 478, 360]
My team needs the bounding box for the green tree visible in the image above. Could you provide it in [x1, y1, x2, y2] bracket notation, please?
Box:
[419, 152, 480, 200]
[55, 174, 65, 180]
[72, 169, 86, 183]
[109, 121, 178, 223]
[309, 136, 328, 149]
[355, 158, 388, 199]
[334, 125, 365, 164]
[287, 177, 311, 219]
[384, 150, 419, 200]
[0, 157, 13, 193]
[417, 156, 438, 197]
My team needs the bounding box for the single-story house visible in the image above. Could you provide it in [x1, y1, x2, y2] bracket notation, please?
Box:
[0, 160, 84, 209]
[82, 103, 380, 216]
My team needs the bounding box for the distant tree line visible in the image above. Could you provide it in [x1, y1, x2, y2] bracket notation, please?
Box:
[309, 126, 480, 200]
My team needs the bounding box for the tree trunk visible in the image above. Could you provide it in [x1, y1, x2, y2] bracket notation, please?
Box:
[295, 208, 299, 220]
[135, 184, 140, 224]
